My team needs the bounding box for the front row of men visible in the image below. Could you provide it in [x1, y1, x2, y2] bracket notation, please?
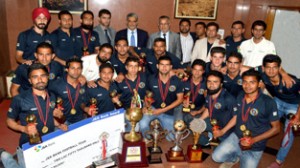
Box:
[1, 52, 300, 168]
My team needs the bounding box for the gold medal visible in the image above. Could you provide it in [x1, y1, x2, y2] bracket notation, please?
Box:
[161, 102, 166, 108]
[240, 124, 246, 132]
[42, 126, 48, 134]
[71, 108, 76, 115]
[190, 103, 195, 109]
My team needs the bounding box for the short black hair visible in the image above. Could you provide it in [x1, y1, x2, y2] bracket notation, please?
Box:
[207, 70, 224, 83]
[154, 37, 166, 45]
[242, 69, 261, 82]
[98, 9, 111, 17]
[81, 10, 94, 20]
[195, 22, 206, 28]
[125, 56, 140, 66]
[211, 47, 226, 56]
[159, 15, 170, 21]
[99, 63, 114, 73]
[58, 10, 72, 20]
[35, 42, 54, 53]
[226, 52, 243, 63]
[231, 20, 245, 28]
[66, 57, 83, 69]
[251, 20, 267, 30]
[115, 37, 128, 46]
[179, 18, 191, 26]
[28, 63, 49, 78]
[206, 22, 219, 31]
[100, 43, 113, 52]
[158, 56, 172, 65]
[191, 59, 206, 69]
[263, 54, 282, 67]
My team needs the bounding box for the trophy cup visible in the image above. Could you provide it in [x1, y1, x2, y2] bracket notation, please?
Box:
[90, 98, 98, 117]
[177, 72, 189, 82]
[110, 90, 122, 108]
[144, 91, 155, 115]
[138, 52, 146, 72]
[210, 119, 220, 146]
[240, 129, 252, 150]
[182, 91, 191, 113]
[287, 113, 300, 136]
[145, 119, 168, 164]
[186, 118, 207, 162]
[55, 97, 66, 124]
[165, 120, 190, 162]
[26, 114, 42, 145]
[118, 93, 148, 167]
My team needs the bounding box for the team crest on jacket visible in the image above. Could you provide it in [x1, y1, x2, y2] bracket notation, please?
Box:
[198, 89, 205, 94]
[215, 102, 221, 109]
[250, 108, 258, 116]
[169, 85, 176, 92]
[139, 82, 145, 88]
[50, 101, 56, 108]
[90, 36, 96, 41]
[79, 88, 85, 94]
[237, 79, 242, 85]
[49, 73, 55, 80]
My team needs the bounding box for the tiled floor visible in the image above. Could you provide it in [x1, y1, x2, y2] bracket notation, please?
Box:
[0, 99, 299, 168]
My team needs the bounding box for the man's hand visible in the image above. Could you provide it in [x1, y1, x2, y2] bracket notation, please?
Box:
[53, 108, 64, 119]
[152, 108, 164, 115]
[281, 73, 295, 88]
[22, 60, 33, 65]
[78, 75, 87, 85]
[240, 137, 253, 147]
[115, 74, 125, 83]
[87, 107, 98, 116]
[24, 124, 38, 135]
[57, 124, 68, 131]
[87, 80, 97, 88]
[213, 129, 224, 139]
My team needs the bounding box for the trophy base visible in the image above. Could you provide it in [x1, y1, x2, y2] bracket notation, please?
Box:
[165, 149, 186, 162]
[29, 136, 42, 145]
[292, 125, 300, 136]
[92, 157, 115, 168]
[182, 107, 191, 113]
[147, 147, 162, 164]
[209, 139, 220, 146]
[118, 133, 148, 168]
[186, 145, 202, 163]
[239, 144, 252, 151]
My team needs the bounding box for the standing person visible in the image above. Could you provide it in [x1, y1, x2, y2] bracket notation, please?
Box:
[239, 20, 276, 67]
[10, 42, 63, 97]
[179, 18, 196, 67]
[94, 9, 116, 46]
[194, 22, 206, 40]
[50, 10, 75, 66]
[191, 22, 225, 63]
[1, 63, 65, 168]
[84, 63, 117, 116]
[260, 55, 300, 168]
[139, 56, 184, 138]
[147, 15, 182, 60]
[48, 57, 86, 125]
[16, 7, 51, 64]
[212, 69, 280, 168]
[74, 10, 100, 58]
[115, 13, 149, 48]
[225, 21, 247, 57]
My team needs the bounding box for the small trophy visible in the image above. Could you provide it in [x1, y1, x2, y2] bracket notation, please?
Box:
[144, 91, 155, 115]
[26, 114, 42, 145]
[177, 72, 189, 82]
[109, 90, 122, 108]
[240, 129, 252, 150]
[186, 118, 207, 162]
[82, 47, 89, 56]
[90, 98, 98, 116]
[138, 52, 146, 72]
[182, 91, 191, 112]
[210, 119, 220, 146]
[55, 97, 66, 123]
[145, 119, 168, 164]
[165, 120, 190, 162]
[287, 113, 300, 136]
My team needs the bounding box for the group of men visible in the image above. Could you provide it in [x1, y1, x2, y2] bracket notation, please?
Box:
[0, 6, 299, 168]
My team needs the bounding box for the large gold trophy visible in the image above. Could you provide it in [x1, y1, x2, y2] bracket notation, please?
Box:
[118, 89, 148, 167]
[186, 118, 207, 162]
[26, 114, 42, 144]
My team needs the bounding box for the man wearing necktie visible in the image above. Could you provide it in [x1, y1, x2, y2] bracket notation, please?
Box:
[94, 9, 116, 46]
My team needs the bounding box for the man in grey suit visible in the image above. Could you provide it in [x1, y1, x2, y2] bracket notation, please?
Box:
[147, 15, 182, 60]
[94, 9, 116, 46]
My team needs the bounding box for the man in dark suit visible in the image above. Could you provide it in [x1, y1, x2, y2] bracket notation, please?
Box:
[115, 13, 148, 48]
[94, 9, 116, 46]
[147, 15, 182, 60]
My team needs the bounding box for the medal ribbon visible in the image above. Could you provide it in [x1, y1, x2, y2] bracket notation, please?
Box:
[80, 29, 92, 49]
[125, 74, 141, 94]
[241, 93, 260, 123]
[209, 95, 219, 119]
[32, 92, 50, 127]
[190, 79, 201, 103]
[66, 84, 80, 110]
[158, 77, 170, 103]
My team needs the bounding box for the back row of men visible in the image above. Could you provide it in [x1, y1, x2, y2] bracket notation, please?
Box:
[16, 7, 275, 69]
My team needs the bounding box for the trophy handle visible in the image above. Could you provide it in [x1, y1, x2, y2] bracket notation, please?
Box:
[166, 130, 175, 142]
[181, 129, 190, 140]
[144, 131, 154, 143]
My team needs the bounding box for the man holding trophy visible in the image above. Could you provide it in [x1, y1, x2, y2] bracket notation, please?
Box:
[1, 63, 65, 168]
[139, 56, 184, 139]
[212, 70, 280, 168]
[199, 70, 237, 147]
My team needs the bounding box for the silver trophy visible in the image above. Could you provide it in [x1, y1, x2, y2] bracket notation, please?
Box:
[166, 120, 190, 161]
[145, 119, 168, 163]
